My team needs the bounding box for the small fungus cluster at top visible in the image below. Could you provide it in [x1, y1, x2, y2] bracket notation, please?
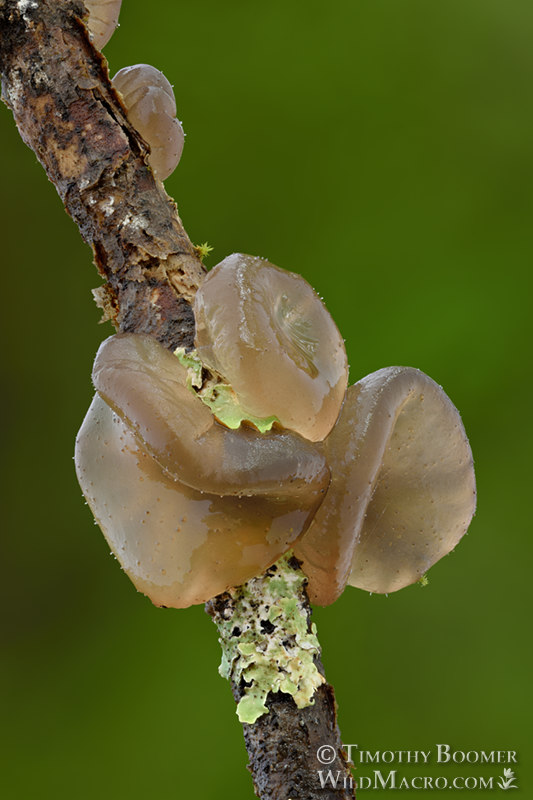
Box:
[86, 1, 184, 181]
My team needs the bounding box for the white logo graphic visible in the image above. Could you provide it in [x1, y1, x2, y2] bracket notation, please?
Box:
[498, 768, 518, 790]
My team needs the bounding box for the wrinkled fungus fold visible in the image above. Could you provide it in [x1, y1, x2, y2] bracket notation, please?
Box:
[92, 334, 330, 502]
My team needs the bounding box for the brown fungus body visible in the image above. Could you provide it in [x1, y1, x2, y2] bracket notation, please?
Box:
[112, 64, 184, 180]
[84, 0, 122, 49]
[194, 254, 348, 442]
[75, 396, 321, 608]
[294, 367, 477, 605]
[92, 334, 330, 503]
[76, 333, 476, 609]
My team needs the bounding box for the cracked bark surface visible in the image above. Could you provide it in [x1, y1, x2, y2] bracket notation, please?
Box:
[0, 1, 355, 796]
[0, 0, 204, 350]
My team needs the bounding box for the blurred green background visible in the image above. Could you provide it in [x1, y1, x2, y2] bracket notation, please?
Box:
[1, 0, 531, 797]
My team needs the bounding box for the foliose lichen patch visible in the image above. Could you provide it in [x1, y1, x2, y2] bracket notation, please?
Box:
[212, 552, 325, 724]
[174, 346, 280, 433]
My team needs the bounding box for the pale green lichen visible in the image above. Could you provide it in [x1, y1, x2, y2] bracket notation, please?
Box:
[213, 552, 325, 725]
[174, 347, 280, 433]
[174, 347, 203, 389]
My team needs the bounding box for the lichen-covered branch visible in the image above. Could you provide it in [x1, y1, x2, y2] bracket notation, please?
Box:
[0, 1, 355, 797]
[210, 553, 326, 725]
[208, 555, 355, 799]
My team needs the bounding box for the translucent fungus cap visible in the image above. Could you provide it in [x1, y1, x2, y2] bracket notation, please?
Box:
[112, 64, 184, 180]
[75, 396, 324, 608]
[92, 334, 330, 503]
[85, 0, 122, 49]
[193, 254, 348, 442]
[294, 367, 477, 605]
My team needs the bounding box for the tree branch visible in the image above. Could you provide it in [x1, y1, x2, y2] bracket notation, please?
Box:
[0, 1, 355, 796]
[0, 0, 205, 349]
[207, 556, 355, 800]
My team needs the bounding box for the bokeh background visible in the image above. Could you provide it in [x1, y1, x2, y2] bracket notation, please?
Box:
[1, 0, 532, 797]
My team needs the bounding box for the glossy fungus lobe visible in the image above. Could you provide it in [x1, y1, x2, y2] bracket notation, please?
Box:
[92, 334, 330, 504]
[75, 396, 321, 608]
[294, 367, 477, 604]
[85, 0, 122, 49]
[193, 254, 348, 442]
[112, 64, 184, 180]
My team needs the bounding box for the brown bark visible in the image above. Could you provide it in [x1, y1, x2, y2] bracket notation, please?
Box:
[0, 0, 205, 350]
[239, 680, 354, 799]
[207, 558, 355, 800]
[0, 1, 355, 797]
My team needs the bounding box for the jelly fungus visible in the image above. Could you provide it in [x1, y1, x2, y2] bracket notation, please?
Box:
[112, 64, 184, 180]
[77, 270, 475, 608]
[91, 334, 330, 502]
[85, 0, 122, 49]
[75, 396, 325, 608]
[294, 367, 477, 605]
[193, 254, 348, 442]
[75, 334, 330, 608]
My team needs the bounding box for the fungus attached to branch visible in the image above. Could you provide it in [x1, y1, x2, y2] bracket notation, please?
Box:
[75, 254, 476, 619]
[112, 64, 185, 180]
[90, 333, 330, 502]
[193, 253, 349, 442]
[4, 2, 477, 795]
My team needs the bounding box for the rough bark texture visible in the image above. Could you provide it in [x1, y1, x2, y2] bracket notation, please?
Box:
[0, 2, 355, 797]
[238, 678, 354, 800]
[0, 0, 205, 350]
[207, 558, 355, 800]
